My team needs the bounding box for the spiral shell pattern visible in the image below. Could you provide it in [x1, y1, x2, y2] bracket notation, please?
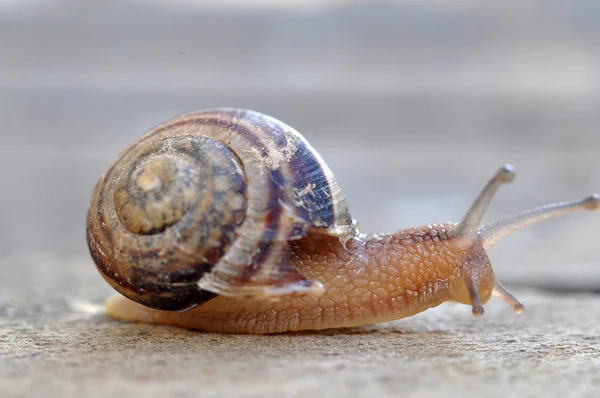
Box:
[87, 108, 355, 310]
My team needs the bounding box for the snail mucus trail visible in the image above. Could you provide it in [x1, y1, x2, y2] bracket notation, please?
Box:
[87, 108, 599, 334]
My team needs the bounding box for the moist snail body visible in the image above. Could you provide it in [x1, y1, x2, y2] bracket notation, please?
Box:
[87, 108, 599, 334]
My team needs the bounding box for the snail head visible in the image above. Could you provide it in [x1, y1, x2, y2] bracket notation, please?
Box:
[444, 164, 599, 316]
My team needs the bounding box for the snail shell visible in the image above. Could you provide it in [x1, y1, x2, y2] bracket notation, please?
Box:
[87, 108, 356, 311]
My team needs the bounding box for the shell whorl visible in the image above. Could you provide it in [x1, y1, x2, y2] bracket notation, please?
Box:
[87, 108, 355, 311]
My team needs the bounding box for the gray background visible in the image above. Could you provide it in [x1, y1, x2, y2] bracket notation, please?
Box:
[2, 0, 599, 287]
[2, 1, 600, 397]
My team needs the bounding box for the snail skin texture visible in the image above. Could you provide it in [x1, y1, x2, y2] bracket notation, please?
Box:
[87, 108, 600, 334]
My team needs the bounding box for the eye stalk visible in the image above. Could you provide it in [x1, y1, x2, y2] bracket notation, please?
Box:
[479, 193, 600, 250]
[450, 164, 599, 316]
[451, 164, 515, 251]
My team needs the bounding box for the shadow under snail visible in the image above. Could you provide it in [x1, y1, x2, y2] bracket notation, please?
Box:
[87, 108, 599, 334]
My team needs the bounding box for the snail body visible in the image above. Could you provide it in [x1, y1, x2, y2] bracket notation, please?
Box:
[105, 225, 487, 334]
[88, 108, 599, 334]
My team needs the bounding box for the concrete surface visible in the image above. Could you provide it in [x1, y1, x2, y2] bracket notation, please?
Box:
[1, 1, 600, 397]
[2, 257, 599, 397]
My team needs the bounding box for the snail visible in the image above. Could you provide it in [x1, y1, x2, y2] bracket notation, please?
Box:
[87, 108, 599, 334]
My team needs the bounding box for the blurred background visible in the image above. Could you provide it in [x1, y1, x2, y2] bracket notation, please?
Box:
[1, 0, 599, 305]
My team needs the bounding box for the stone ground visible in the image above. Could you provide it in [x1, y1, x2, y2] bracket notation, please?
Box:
[1, 1, 600, 397]
[2, 267, 600, 398]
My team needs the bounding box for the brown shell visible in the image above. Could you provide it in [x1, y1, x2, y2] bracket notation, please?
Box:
[87, 108, 356, 310]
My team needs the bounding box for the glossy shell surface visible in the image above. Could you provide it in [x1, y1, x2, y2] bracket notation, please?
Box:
[87, 108, 355, 310]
